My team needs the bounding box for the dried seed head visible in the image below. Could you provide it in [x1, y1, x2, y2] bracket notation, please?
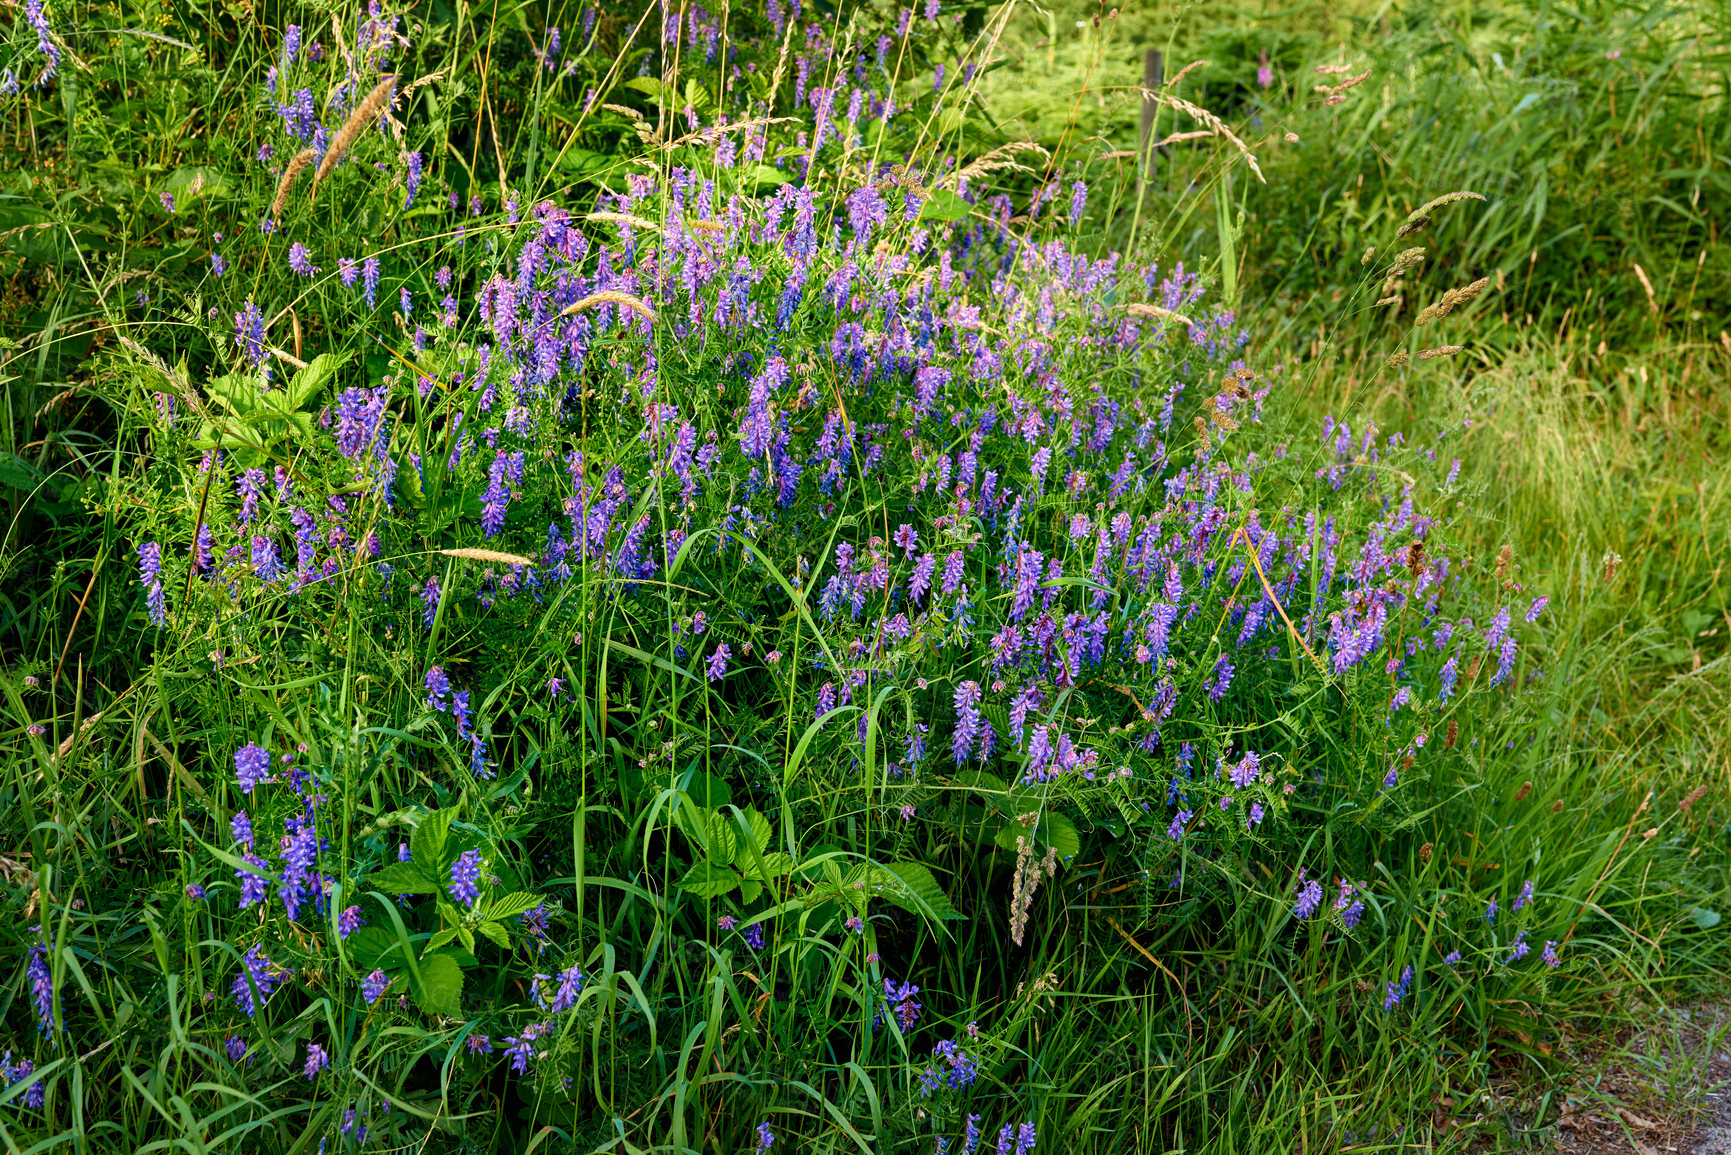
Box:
[1390, 247, 1427, 275]
[1466, 654, 1484, 683]
[1377, 295, 1402, 308]
[1602, 550, 1622, 582]
[272, 149, 316, 216]
[1445, 719, 1459, 749]
[1361, 245, 1377, 265]
[313, 74, 399, 193]
[1495, 544, 1513, 581]
[1386, 350, 1410, 369]
[1515, 781, 1532, 802]
[1552, 798, 1564, 812]
[1679, 785, 1709, 811]
[440, 547, 536, 566]
[1415, 277, 1492, 326]
[1419, 842, 1434, 863]
[1395, 190, 1486, 239]
[1418, 345, 1465, 360]
[1407, 541, 1425, 576]
[557, 290, 658, 325]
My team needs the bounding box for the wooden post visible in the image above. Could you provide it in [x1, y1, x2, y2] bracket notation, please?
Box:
[1139, 49, 1163, 185]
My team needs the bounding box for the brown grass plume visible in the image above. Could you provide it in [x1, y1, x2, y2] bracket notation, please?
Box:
[313, 75, 398, 193]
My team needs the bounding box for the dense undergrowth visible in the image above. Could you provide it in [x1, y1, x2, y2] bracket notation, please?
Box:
[1, 0, 1728, 1151]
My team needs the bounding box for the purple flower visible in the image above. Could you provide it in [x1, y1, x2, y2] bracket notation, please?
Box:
[362, 256, 381, 309]
[1526, 595, 1549, 622]
[185, 884, 206, 901]
[337, 905, 365, 938]
[210, 252, 226, 277]
[404, 151, 423, 207]
[1443, 950, 1462, 967]
[1513, 879, 1534, 912]
[883, 978, 922, 1031]
[137, 542, 167, 626]
[339, 258, 359, 286]
[421, 575, 442, 628]
[234, 300, 266, 369]
[1247, 801, 1265, 829]
[1068, 181, 1087, 226]
[756, 1121, 775, 1151]
[288, 242, 318, 277]
[234, 743, 271, 793]
[1542, 940, 1560, 969]
[718, 914, 739, 931]
[706, 643, 731, 682]
[362, 969, 390, 1004]
[466, 1034, 492, 1054]
[1293, 873, 1323, 919]
[548, 963, 584, 1012]
[1383, 965, 1413, 1011]
[449, 849, 483, 906]
[744, 922, 765, 950]
[231, 944, 289, 1018]
[225, 1036, 248, 1062]
[1166, 808, 1192, 842]
[236, 853, 271, 908]
[424, 665, 451, 710]
[303, 1043, 329, 1079]
[25, 939, 55, 1038]
[1484, 898, 1498, 923]
[952, 680, 981, 764]
[1507, 929, 1531, 962]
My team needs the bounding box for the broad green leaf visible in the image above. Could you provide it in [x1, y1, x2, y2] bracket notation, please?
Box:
[425, 926, 459, 952]
[371, 861, 438, 895]
[876, 861, 963, 922]
[475, 921, 510, 949]
[282, 351, 351, 412]
[481, 891, 545, 922]
[706, 812, 738, 865]
[680, 769, 732, 811]
[412, 952, 465, 1017]
[1689, 906, 1722, 930]
[345, 926, 410, 971]
[919, 189, 972, 222]
[411, 809, 455, 871]
[740, 878, 763, 904]
[994, 811, 1081, 860]
[677, 860, 742, 899]
[753, 852, 796, 879]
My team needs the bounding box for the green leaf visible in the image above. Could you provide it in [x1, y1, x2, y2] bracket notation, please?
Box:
[745, 163, 789, 188]
[680, 769, 732, 811]
[993, 811, 1081, 860]
[481, 891, 545, 922]
[475, 921, 510, 949]
[740, 878, 763, 904]
[345, 926, 410, 971]
[411, 809, 455, 871]
[677, 860, 742, 899]
[706, 812, 738, 865]
[1689, 906, 1722, 930]
[371, 861, 439, 895]
[281, 351, 351, 412]
[425, 926, 459, 952]
[919, 189, 972, 222]
[752, 852, 796, 879]
[876, 861, 963, 921]
[412, 952, 465, 1017]
[738, 808, 772, 855]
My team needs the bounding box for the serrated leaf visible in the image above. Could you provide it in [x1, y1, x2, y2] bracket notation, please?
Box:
[411, 809, 455, 871]
[475, 920, 510, 948]
[737, 808, 772, 856]
[754, 852, 796, 878]
[481, 891, 545, 922]
[680, 770, 732, 810]
[706, 812, 738, 865]
[740, 878, 763, 904]
[370, 861, 438, 895]
[425, 926, 459, 952]
[677, 860, 742, 898]
[281, 351, 350, 412]
[876, 861, 963, 921]
[457, 926, 475, 952]
[412, 952, 465, 1017]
